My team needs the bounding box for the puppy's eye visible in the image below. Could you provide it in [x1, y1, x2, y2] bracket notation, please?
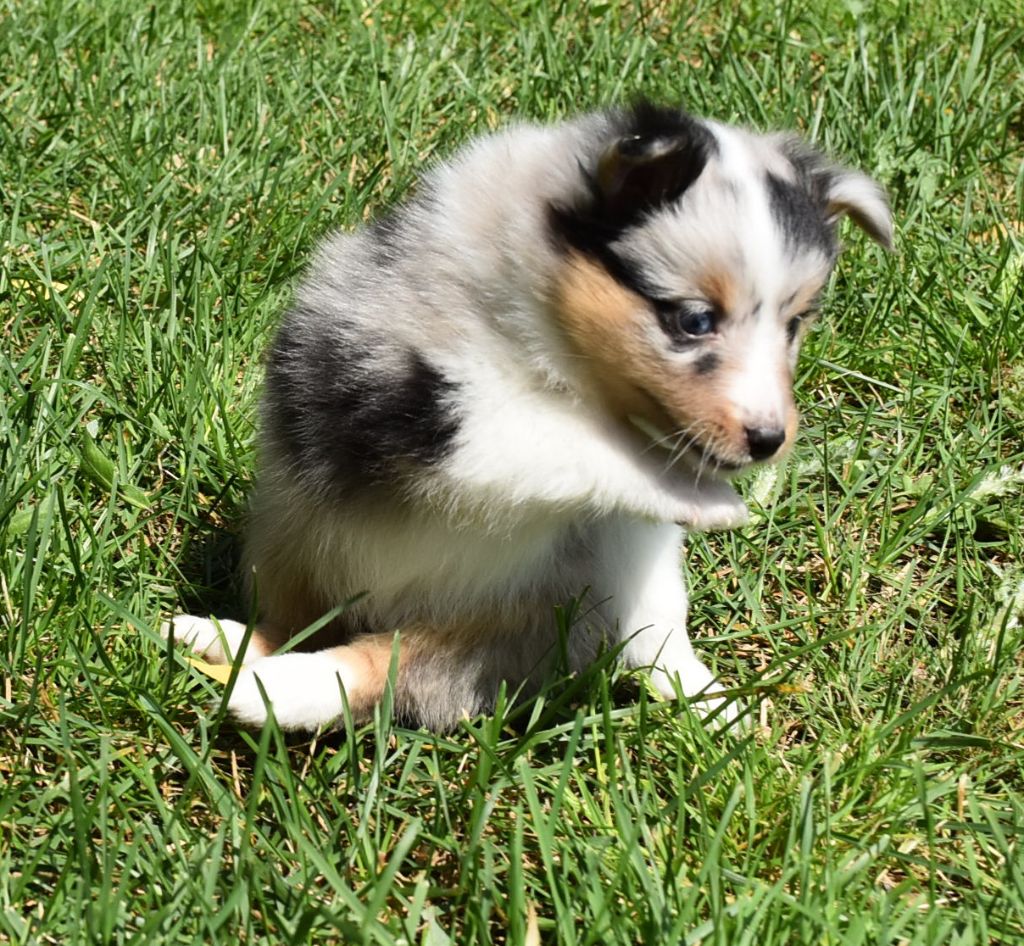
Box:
[786, 310, 817, 343]
[677, 308, 716, 337]
[653, 301, 718, 342]
[659, 305, 716, 341]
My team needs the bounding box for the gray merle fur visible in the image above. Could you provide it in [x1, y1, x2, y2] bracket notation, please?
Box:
[766, 172, 838, 259]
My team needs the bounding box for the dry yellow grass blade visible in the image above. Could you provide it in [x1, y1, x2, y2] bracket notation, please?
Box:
[525, 902, 540, 946]
[187, 657, 233, 685]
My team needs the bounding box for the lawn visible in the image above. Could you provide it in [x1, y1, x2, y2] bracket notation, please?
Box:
[1, 1, 1022, 943]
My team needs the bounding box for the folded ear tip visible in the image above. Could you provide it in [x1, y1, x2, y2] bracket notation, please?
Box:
[827, 171, 894, 249]
[866, 182, 895, 249]
[863, 208, 895, 250]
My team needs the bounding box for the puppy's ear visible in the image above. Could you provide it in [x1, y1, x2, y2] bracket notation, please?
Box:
[780, 136, 894, 250]
[549, 105, 714, 254]
[824, 167, 894, 250]
[595, 127, 710, 225]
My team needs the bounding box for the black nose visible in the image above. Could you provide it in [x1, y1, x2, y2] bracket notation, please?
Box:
[745, 426, 786, 461]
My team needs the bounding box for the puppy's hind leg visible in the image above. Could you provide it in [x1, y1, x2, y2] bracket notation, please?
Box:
[225, 623, 495, 732]
[162, 614, 274, 666]
[225, 634, 392, 731]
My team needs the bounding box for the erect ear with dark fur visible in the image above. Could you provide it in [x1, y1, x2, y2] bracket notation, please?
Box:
[595, 126, 711, 225]
[823, 167, 894, 250]
[548, 106, 715, 256]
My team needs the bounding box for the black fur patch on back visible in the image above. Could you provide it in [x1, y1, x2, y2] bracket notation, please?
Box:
[264, 311, 460, 493]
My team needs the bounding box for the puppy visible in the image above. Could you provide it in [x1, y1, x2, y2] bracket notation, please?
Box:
[166, 103, 892, 732]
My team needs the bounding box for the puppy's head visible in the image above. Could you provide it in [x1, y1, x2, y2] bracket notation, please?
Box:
[550, 103, 892, 478]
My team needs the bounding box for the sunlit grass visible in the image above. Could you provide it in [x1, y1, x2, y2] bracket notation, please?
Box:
[2, 1, 1022, 943]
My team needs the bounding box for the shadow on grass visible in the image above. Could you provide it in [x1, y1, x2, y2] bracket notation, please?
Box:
[175, 510, 249, 624]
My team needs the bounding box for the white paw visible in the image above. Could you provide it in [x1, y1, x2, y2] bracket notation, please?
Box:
[226, 652, 357, 731]
[676, 480, 749, 532]
[161, 614, 262, 665]
[650, 661, 745, 728]
[689, 689, 745, 729]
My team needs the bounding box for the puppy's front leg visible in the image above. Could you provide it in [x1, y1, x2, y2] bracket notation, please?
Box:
[420, 383, 748, 531]
[592, 518, 734, 718]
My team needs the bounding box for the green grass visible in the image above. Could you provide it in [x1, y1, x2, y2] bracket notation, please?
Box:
[2, 0, 1023, 943]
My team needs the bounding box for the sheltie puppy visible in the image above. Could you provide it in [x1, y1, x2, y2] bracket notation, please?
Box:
[166, 103, 892, 732]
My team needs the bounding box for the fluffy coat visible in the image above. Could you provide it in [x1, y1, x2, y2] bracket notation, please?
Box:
[167, 104, 892, 731]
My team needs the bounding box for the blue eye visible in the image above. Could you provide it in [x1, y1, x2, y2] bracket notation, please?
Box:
[676, 308, 716, 337]
[652, 300, 718, 342]
[787, 310, 818, 343]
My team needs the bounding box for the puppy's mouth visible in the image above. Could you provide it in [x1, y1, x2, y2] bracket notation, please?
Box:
[627, 415, 748, 479]
[676, 442, 747, 478]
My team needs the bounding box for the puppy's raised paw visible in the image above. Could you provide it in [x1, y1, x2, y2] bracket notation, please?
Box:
[676, 482, 750, 532]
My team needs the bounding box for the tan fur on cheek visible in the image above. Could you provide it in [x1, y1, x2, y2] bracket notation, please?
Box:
[550, 253, 668, 420]
[785, 410, 800, 449]
[654, 358, 798, 465]
[551, 253, 745, 455]
[551, 253, 800, 465]
[655, 358, 745, 458]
